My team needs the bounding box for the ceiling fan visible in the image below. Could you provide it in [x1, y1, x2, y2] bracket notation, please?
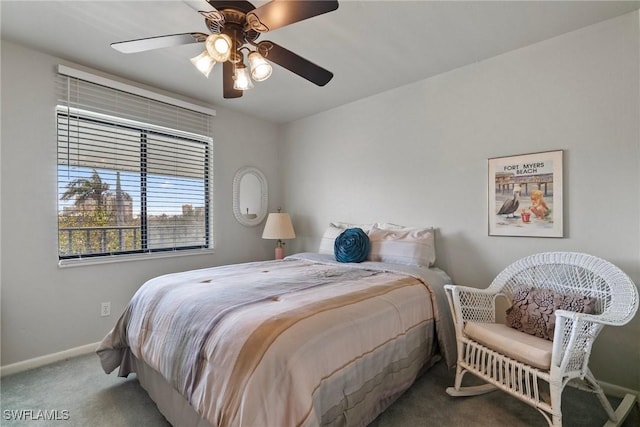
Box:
[111, 0, 339, 99]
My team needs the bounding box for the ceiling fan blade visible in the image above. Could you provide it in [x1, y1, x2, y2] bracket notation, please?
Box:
[111, 33, 209, 54]
[207, 1, 256, 14]
[246, 0, 339, 32]
[258, 41, 333, 86]
[223, 61, 243, 99]
[184, 0, 216, 13]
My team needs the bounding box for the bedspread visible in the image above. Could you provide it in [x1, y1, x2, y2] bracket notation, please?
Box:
[97, 253, 456, 427]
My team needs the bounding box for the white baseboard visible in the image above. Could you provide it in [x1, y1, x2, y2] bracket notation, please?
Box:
[0, 342, 99, 377]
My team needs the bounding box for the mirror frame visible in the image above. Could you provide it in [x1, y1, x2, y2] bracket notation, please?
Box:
[232, 166, 269, 227]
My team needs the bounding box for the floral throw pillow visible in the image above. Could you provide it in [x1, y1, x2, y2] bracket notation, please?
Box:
[506, 286, 596, 341]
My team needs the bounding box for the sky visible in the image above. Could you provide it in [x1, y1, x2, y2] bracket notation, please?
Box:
[57, 166, 204, 216]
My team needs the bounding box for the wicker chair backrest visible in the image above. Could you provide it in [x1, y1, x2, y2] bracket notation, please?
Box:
[488, 252, 638, 325]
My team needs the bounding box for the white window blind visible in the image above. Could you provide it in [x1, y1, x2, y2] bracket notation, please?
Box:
[56, 73, 213, 261]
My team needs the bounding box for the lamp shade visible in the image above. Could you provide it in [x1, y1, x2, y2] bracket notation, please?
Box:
[262, 213, 296, 240]
[190, 51, 216, 77]
[248, 51, 272, 82]
[205, 33, 232, 62]
[233, 64, 254, 90]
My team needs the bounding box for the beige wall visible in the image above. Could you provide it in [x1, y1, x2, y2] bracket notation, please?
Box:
[0, 40, 282, 366]
[280, 12, 640, 390]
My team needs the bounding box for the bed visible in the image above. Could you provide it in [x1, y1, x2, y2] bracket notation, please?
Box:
[97, 248, 457, 427]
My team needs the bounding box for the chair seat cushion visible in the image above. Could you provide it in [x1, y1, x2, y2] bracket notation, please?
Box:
[464, 322, 553, 370]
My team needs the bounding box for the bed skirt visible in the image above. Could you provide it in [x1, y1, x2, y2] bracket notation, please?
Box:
[128, 354, 214, 427]
[127, 352, 441, 427]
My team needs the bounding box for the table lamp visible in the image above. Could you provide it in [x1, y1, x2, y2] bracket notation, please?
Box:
[262, 210, 296, 260]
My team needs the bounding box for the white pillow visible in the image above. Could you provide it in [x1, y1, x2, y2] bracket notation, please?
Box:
[331, 221, 374, 232]
[367, 224, 436, 267]
[375, 222, 410, 231]
[318, 222, 374, 255]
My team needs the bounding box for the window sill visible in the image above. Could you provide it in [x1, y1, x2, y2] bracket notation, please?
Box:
[58, 248, 216, 268]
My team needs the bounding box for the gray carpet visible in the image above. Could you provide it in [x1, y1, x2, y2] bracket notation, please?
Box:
[1, 353, 638, 427]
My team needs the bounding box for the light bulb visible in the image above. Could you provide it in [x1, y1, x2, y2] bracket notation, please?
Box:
[248, 51, 272, 82]
[233, 64, 254, 91]
[205, 34, 232, 62]
[190, 51, 216, 77]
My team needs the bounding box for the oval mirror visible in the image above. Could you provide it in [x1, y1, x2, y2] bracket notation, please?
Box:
[232, 166, 268, 227]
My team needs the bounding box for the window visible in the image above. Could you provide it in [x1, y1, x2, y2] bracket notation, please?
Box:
[57, 71, 213, 262]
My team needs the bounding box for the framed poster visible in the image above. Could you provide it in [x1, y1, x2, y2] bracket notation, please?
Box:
[488, 150, 563, 237]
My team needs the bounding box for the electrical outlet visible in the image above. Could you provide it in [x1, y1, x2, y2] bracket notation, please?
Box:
[100, 302, 111, 317]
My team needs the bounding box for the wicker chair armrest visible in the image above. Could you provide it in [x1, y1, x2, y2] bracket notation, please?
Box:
[551, 310, 606, 372]
[445, 284, 495, 294]
[554, 309, 619, 326]
[445, 284, 497, 323]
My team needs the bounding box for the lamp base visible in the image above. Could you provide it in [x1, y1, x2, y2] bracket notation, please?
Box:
[275, 246, 284, 260]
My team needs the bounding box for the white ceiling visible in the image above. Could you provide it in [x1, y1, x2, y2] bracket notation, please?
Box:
[2, 1, 639, 124]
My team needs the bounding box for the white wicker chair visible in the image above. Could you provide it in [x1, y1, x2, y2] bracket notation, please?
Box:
[444, 252, 638, 427]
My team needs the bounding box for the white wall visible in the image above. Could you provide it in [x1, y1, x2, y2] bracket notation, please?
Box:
[280, 13, 640, 390]
[0, 40, 282, 366]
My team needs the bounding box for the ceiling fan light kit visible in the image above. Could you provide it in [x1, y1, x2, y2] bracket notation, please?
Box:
[111, 0, 339, 99]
